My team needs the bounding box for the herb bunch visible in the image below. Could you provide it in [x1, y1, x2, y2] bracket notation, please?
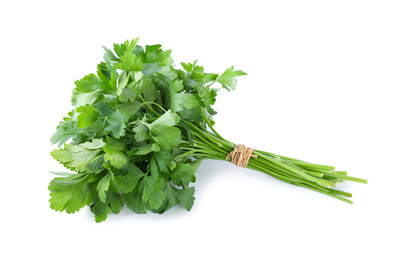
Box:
[49, 38, 367, 222]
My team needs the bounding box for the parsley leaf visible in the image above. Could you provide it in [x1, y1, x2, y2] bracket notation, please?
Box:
[71, 74, 109, 107]
[122, 180, 147, 214]
[150, 126, 181, 150]
[135, 44, 172, 65]
[91, 200, 112, 223]
[170, 160, 202, 187]
[50, 120, 91, 147]
[164, 184, 195, 211]
[51, 139, 105, 171]
[104, 110, 130, 139]
[77, 104, 100, 128]
[97, 172, 113, 203]
[111, 164, 144, 193]
[217, 66, 247, 91]
[114, 39, 144, 72]
[103, 138, 127, 169]
[151, 110, 180, 127]
[131, 143, 161, 156]
[48, 173, 92, 213]
[142, 175, 166, 210]
[151, 150, 173, 176]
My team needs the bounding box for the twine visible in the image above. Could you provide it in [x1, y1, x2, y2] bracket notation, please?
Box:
[226, 144, 257, 168]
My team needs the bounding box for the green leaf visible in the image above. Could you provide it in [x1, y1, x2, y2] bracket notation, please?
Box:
[165, 184, 195, 211]
[79, 139, 106, 149]
[136, 76, 153, 93]
[108, 192, 123, 214]
[151, 110, 180, 127]
[50, 171, 75, 177]
[159, 65, 177, 80]
[133, 116, 150, 142]
[51, 139, 105, 171]
[48, 173, 92, 213]
[73, 74, 98, 92]
[50, 120, 89, 147]
[133, 124, 150, 142]
[81, 155, 105, 174]
[171, 93, 203, 113]
[104, 110, 130, 139]
[147, 111, 182, 150]
[181, 60, 216, 85]
[102, 46, 120, 62]
[113, 39, 139, 61]
[141, 63, 162, 76]
[150, 125, 181, 150]
[217, 66, 247, 91]
[111, 164, 144, 193]
[114, 41, 129, 57]
[142, 81, 158, 102]
[109, 71, 117, 90]
[170, 159, 202, 187]
[201, 86, 219, 116]
[163, 183, 179, 210]
[97, 172, 113, 203]
[102, 47, 120, 78]
[132, 143, 161, 155]
[114, 40, 144, 72]
[117, 71, 129, 95]
[201, 73, 218, 85]
[173, 186, 195, 211]
[136, 44, 172, 65]
[103, 138, 127, 169]
[73, 89, 104, 108]
[150, 149, 173, 178]
[71, 74, 108, 107]
[191, 65, 205, 80]
[142, 175, 166, 210]
[117, 101, 143, 117]
[119, 88, 137, 102]
[97, 62, 112, 86]
[122, 180, 147, 214]
[181, 62, 193, 72]
[170, 79, 184, 93]
[77, 104, 100, 128]
[96, 102, 115, 117]
[91, 200, 111, 223]
[178, 107, 204, 122]
[151, 73, 172, 108]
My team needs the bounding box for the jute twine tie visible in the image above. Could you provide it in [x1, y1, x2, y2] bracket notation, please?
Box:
[226, 144, 257, 168]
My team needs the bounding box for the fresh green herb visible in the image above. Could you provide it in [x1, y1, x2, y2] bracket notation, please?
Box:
[49, 38, 367, 222]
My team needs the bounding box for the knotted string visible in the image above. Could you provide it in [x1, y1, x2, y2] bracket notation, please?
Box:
[226, 144, 257, 168]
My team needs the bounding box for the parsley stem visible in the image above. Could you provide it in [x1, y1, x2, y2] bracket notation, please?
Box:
[200, 107, 227, 142]
[179, 123, 362, 203]
[137, 94, 162, 117]
[323, 173, 368, 184]
[253, 151, 332, 188]
[142, 101, 166, 113]
[294, 183, 353, 204]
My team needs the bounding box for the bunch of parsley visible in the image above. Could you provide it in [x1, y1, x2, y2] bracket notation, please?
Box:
[49, 38, 367, 222]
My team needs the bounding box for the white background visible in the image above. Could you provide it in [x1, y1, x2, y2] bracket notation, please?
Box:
[1, 0, 406, 259]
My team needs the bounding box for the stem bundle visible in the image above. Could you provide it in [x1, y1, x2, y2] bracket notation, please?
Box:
[181, 121, 367, 204]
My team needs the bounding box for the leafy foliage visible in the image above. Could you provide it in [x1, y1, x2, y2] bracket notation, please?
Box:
[49, 37, 246, 222]
[50, 37, 368, 222]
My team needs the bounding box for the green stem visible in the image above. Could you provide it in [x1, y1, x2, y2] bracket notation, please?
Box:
[179, 123, 366, 204]
[137, 94, 162, 117]
[200, 107, 227, 142]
